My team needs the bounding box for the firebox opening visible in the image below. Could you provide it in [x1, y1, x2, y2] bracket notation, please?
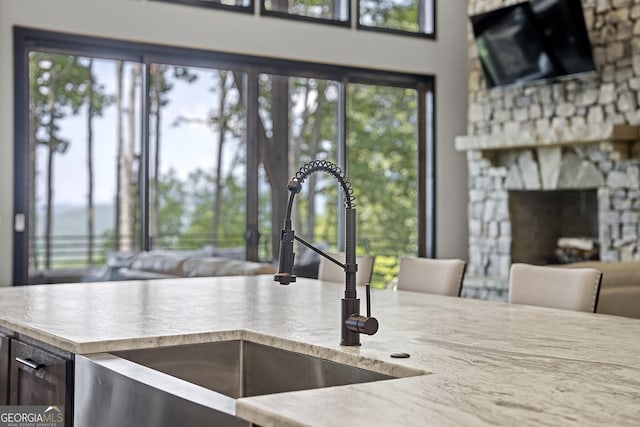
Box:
[509, 189, 599, 265]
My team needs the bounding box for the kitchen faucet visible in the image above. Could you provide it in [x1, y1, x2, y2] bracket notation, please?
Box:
[274, 160, 379, 346]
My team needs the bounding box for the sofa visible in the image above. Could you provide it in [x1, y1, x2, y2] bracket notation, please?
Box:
[91, 248, 276, 282]
[562, 261, 640, 319]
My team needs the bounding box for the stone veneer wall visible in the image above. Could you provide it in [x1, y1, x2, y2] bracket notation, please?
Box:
[467, 0, 640, 135]
[460, 0, 640, 299]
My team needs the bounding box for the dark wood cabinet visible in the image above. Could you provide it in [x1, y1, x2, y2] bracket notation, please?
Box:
[9, 339, 73, 427]
[0, 334, 9, 404]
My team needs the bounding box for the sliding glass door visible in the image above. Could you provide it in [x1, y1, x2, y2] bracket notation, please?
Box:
[26, 53, 143, 282]
[13, 29, 434, 287]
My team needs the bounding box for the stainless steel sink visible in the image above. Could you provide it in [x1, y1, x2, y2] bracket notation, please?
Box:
[75, 339, 422, 427]
[113, 340, 394, 398]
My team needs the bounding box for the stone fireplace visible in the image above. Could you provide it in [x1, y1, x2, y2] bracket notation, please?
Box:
[457, 124, 640, 280]
[458, 0, 640, 300]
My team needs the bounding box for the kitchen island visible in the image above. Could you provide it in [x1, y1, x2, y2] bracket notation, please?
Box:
[0, 275, 639, 426]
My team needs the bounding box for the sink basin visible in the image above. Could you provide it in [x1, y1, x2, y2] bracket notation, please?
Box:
[112, 339, 394, 398]
[75, 339, 423, 427]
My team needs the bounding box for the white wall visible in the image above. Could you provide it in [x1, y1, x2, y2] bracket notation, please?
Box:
[0, 0, 469, 285]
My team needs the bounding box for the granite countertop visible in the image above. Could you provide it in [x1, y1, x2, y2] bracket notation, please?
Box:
[0, 276, 639, 426]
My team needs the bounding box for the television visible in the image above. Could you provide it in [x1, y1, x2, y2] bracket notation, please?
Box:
[470, 0, 597, 89]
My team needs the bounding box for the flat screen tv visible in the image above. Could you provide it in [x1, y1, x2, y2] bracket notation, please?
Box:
[470, 0, 597, 89]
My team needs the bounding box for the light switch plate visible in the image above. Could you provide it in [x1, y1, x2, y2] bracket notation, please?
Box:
[15, 213, 25, 232]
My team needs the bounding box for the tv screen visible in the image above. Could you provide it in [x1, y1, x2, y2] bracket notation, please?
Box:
[470, 0, 597, 88]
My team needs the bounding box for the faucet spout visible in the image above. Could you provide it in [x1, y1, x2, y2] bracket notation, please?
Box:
[273, 160, 379, 346]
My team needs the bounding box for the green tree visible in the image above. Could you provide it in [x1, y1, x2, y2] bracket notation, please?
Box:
[287, 0, 338, 19]
[156, 168, 189, 247]
[287, 78, 340, 247]
[173, 70, 244, 247]
[149, 64, 198, 244]
[178, 168, 245, 249]
[347, 84, 418, 285]
[85, 58, 113, 266]
[360, 0, 420, 32]
[114, 61, 124, 251]
[29, 52, 92, 269]
[179, 169, 214, 248]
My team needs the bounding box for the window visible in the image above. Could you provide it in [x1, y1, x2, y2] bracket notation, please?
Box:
[151, 0, 253, 13]
[358, 0, 435, 36]
[14, 29, 434, 288]
[261, 0, 349, 25]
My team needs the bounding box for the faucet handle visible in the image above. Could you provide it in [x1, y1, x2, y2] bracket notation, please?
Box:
[345, 314, 379, 335]
[344, 282, 378, 335]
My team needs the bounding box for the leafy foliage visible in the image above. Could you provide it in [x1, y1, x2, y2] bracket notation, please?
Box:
[29, 52, 111, 269]
[359, 0, 420, 32]
[30, 53, 93, 152]
[347, 84, 418, 286]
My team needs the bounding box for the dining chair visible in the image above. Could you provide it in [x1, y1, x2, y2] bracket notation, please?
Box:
[396, 257, 466, 296]
[318, 252, 375, 286]
[508, 263, 602, 312]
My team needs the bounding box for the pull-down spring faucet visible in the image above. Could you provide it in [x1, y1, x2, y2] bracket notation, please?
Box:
[274, 160, 379, 346]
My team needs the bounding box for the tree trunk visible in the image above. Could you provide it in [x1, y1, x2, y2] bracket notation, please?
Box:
[86, 59, 95, 266]
[265, 76, 290, 260]
[212, 71, 230, 245]
[151, 64, 161, 246]
[291, 80, 309, 239]
[44, 68, 58, 270]
[29, 84, 39, 271]
[115, 61, 124, 251]
[232, 72, 290, 260]
[305, 82, 326, 244]
[120, 64, 140, 252]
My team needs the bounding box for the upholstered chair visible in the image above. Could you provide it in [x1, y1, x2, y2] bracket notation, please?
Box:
[318, 252, 375, 286]
[396, 257, 466, 296]
[508, 263, 602, 313]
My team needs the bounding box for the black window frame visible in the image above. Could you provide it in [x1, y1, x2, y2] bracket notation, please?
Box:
[12, 26, 435, 285]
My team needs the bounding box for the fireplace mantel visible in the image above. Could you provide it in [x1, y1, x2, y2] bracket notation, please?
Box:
[455, 124, 640, 159]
